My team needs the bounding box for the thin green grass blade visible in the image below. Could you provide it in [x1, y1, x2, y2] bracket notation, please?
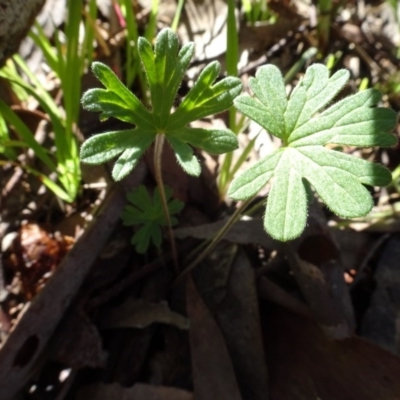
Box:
[0, 113, 17, 159]
[29, 22, 59, 74]
[144, 0, 159, 41]
[229, 133, 258, 179]
[82, 0, 97, 73]
[171, 0, 185, 31]
[25, 165, 74, 202]
[121, 0, 139, 87]
[0, 99, 57, 171]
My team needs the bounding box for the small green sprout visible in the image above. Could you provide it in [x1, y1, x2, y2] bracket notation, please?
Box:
[121, 185, 184, 253]
[79, 28, 242, 180]
[79, 27, 242, 270]
[228, 64, 397, 241]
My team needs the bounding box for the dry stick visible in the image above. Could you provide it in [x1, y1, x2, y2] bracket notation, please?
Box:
[154, 133, 179, 273]
[0, 184, 133, 400]
[174, 197, 253, 286]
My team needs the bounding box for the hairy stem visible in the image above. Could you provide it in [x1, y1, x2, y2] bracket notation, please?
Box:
[154, 133, 179, 273]
[174, 197, 253, 286]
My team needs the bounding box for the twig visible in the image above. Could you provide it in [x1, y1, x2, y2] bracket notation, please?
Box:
[0, 180, 140, 399]
[174, 197, 253, 286]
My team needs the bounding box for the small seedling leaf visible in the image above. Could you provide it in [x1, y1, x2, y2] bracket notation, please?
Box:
[122, 185, 184, 253]
[81, 28, 242, 180]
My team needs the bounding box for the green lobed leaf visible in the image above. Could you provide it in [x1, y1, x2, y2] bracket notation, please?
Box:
[132, 223, 155, 253]
[298, 146, 392, 187]
[285, 64, 349, 133]
[167, 136, 201, 176]
[122, 206, 150, 225]
[81, 130, 137, 163]
[247, 65, 287, 139]
[229, 63, 397, 241]
[168, 62, 243, 129]
[151, 224, 163, 248]
[264, 150, 308, 241]
[123, 184, 184, 253]
[289, 89, 397, 146]
[82, 62, 153, 127]
[169, 127, 238, 154]
[80, 129, 155, 181]
[233, 96, 284, 140]
[228, 149, 283, 199]
[126, 185, 152, 211]
[169, 198, 185, 215]
[138, 29, 194, 127]
[111, 138, 153, 181]
[81, 28, 242, 180]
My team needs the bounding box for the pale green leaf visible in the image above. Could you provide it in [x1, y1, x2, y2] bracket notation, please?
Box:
[248, 65, 287, 137]
[228, 149, 282, 199]
[233, 96, 284, 139]
[298, 146, 392, 186]
[264, 150, 308, 241]
[229, 63, 397, 241]
[285, 64, 349, 132]
[290, 89, 397, 146]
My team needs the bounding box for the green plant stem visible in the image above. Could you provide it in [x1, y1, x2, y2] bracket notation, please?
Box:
[154, 133, 179, 273]
[218, 0, 239, 198]
[283, 47, 318, 83]
[174, 197, 253, 286]
[171, 0, 185, 32]
[120, 0, 148, 104]
[317, 0, 332, 52]
[144, 0, 159, 41]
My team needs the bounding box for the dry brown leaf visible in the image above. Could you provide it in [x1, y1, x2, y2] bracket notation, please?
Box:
[362, 234, 400, 354]
[285, 206, 356, 339]
[175, 218, 277, 249]
[258, 276, 312, 319]
[265, 306, 400, 400]
[194, 247, 269, 400]
[3, 223, 74, 300]
[186, 275, 242, 400]
[50, 310, 106, 369]
[76, 382, 193, 400]
[287, 235, 356, 339]
[97, 298, 189, 330]
[0, 178, 144, 400]
[147, 327, 191, 386]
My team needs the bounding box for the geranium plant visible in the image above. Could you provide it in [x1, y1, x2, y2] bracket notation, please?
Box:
[228, 64, 397, 241]
[79, 28, 242, 267]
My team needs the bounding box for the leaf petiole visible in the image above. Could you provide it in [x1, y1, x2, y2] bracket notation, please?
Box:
[154, 133, 179, 272]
